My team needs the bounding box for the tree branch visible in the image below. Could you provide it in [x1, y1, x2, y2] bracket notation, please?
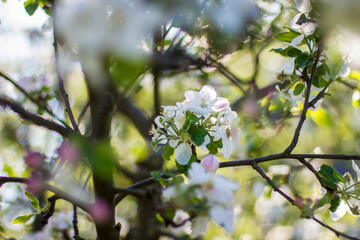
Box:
[0, 72, 70, 128]
[284, 39, 325, 154]
[0, 96, 74, 137]
[251, 163, 360, 240]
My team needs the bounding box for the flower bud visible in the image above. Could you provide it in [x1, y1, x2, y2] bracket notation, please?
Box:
[201, 154, 219, 172]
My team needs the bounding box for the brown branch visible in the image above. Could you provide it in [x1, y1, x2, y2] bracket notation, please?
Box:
[284, 39, 325, 154]
[111, 187, 146, 197]
[0, 96, 74, 137]
[114, 152, 360, 205]
[0, 72, 70, 128]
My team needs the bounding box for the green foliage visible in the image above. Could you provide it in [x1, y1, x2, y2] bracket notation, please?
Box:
[293, 83, 305, 96]
[188, 125, 207, 146]
[24, 0, 39, 16]
[162, 145, 174, 161]
[295, 53, 313, 69]
[318, 164, 345, 190]
[329, 195, 341, 212]
[25, 192, 40, 211]
[11, 214, 36, 225]
[273, 30, 301, 43]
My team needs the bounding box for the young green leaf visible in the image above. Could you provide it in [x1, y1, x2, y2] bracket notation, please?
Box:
[273, 31, 301, 43]
[25, 192, 40, 211]
[318, 164, 345, 190]
[329, 195, 341, 212]
[11, 214, 36, 224]
[293, 83, 305, 96]
[162, 146, 174, 161]
[24, 0, 39, 16]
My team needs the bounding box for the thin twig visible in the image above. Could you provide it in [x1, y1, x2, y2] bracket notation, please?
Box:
[51, 0, 79, 133]
[251, 162, 294, 204]
[313, 217, 360, 240]
[251, 163, 360, 240]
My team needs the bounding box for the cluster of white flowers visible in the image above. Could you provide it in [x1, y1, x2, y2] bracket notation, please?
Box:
[330, 160, 360, 222]
[163, 155, 239, 237]
[151, 85, 239, 165]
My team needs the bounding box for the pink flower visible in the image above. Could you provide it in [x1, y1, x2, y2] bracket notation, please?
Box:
[201, 155, 219, 173]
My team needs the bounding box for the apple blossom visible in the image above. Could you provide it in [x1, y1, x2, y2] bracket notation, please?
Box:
[151, 85, 240, 164]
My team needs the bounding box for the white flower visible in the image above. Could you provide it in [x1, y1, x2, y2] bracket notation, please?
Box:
[290, 0, 317, 36]
[209, 205, 235, 233]
[184, 85, 230, 116]
[187, 162, 238, 235]
[191, 216, 209, 238]
[57, 0, 161, 58]
[210, 111, 239, 159]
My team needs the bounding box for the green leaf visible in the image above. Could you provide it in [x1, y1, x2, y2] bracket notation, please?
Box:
[150, 171, 161, 181]
[287, 48, 302, 57]
[296, 13, 309, 25]
[313, 193, 330, 210]
[273, 31, 301, 43]
[11, 214, 36, 224]
[183, 112, 201, 130]
[188, 126, 207, 146]
[162, 146, 174, 161]
[25, 192, 40, 211]
[270, 48, 290, 57]
[24, 0, 39, 16]
[293, 83, 305, 95]
[329, 195, 341, 212]
[318, 164, 345, 190]
[295, 54, 313, 69]
[206, 140, 219, 154]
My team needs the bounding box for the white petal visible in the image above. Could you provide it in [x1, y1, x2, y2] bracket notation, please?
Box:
[175, 143, 192, 165]
[188, 162, 209, 185]
[169, 139, 179, 148]
[290, 35, 304, 46]
[352, 160, 360, 180]
[209, 205, 235, 233]
[213, 97, 230, 112]
[281, 59, 295, 74]
[191, 216, 209, 238]
[199, 85, 217, 102]
[330, 201, 347, 221]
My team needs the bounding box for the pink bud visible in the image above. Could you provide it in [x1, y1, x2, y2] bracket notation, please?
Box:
[26, 174, 44, 195]
[90, 199, 111, 224]
[201, 154, 219, 172]
[24, 152, 44, 170]
[57, 141, 81, 165]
